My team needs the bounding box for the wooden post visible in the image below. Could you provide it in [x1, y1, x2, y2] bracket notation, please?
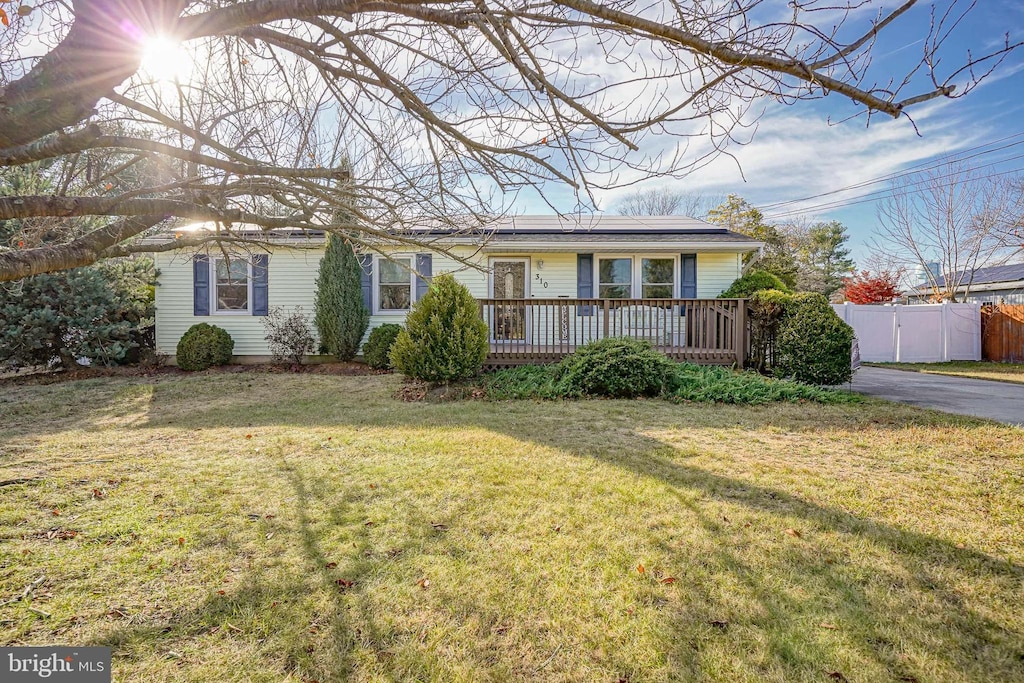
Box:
[735, 299, 747, 368]
[602, 299, 610, 339]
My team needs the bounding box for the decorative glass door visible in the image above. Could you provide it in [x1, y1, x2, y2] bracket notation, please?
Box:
[491, 259, 529, 343]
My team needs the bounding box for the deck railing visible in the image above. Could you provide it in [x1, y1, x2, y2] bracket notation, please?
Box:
[478, 298, 747, 366]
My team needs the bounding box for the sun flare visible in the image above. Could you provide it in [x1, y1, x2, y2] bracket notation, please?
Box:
[139, 36, 193, 82]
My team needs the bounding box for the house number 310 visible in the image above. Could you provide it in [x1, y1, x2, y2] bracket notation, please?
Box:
[534, 274, 549, 288]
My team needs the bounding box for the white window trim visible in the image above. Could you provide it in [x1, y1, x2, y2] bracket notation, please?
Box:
[594, 254, 679, 299]
[487, 257, 531, 298]
[210, 257, 254, 316]
[373, 254, 416, 315]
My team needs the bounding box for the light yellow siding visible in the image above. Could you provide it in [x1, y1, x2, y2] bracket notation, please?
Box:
[156, 244, 745, 357]
[696, 252, 743, 298]
[154, 247, 323, 357]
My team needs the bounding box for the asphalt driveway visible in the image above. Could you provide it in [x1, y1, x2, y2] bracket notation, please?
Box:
[850, 366, 1024, 426]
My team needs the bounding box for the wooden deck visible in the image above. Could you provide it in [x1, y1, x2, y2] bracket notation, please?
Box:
[479, 298, 747, 367]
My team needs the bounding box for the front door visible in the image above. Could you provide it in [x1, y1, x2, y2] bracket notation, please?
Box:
[490, 258, 530, 343]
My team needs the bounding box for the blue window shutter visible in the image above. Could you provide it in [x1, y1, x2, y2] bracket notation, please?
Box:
[577, 253, 594, 316]
[415, 253, 432, 301]
[681, 254, 697, 298]
[193, 255, 210, 316]
[252, 254, 269, 316]
[357, 254, 373, 311]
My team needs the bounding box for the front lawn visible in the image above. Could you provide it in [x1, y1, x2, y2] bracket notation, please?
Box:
[868, 361, 1024, 385]
[1, 373, 1022, 682]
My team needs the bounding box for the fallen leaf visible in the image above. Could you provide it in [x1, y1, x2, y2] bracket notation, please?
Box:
[245, 434, 252, 439]
[785, 528, 802, 538]
[325, 562, 338, 569]
[335, 579, 354, 590]
[743, 522, 751, 528]
[177, 537, 184, 546]
[92, 488, 105, 499]
[369, 484, 376, 489]
[216, 590, 226, 595]
[819, 622, 838, 630]
[826, 671, 849, 682]
[51, 509, 60, 516]
[417, 578, 430, 589]
[660, 577, 677, 584]
[636, 563, 645, 575]
[709, 620, 728, 629]
[430, 523, 448, 531]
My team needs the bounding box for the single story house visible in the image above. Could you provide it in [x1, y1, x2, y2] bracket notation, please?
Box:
[151, 215, 762, 366]
[907, 263, 1024, 305]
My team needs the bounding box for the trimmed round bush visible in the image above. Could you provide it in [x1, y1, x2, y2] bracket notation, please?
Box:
[176, 323, 235, 371]
[774, 293, 854, 385]
[719, 269, 792, 298]
[363, 323, 403, 370]
[554, 337, 675, 398]
[390, 274, 489, 382]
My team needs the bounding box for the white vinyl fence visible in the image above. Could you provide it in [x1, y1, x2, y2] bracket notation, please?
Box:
[831, 303, 981, 363]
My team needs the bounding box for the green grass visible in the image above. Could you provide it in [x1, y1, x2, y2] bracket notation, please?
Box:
[1, 372, 1023, 682]
[868, 361, 1024, 385]
[483, 362, 861, 405]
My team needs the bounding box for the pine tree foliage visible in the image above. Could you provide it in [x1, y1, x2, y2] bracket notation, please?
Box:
[390, 273, 489, 382]
[314, 233, 369, 360]
[0, 267, 138, 369]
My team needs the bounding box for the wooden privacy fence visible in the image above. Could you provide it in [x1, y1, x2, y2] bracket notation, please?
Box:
[982, 304, 1024, 362]
[478, 297, 747, 366]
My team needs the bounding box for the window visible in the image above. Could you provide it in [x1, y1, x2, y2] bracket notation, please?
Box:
[214, 258, 250, 312]
[641, 258, 675, 298]
[596, 256, 677, 299]
[378, 257, 413, 311]
[598, 258, 632, 298]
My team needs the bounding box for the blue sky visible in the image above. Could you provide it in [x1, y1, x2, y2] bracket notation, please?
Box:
[517, 1, 1024, 267]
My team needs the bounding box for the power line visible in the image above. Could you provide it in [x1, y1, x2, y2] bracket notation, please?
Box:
[763, 164, 1024, 221]
[758, 130, 1024, 213]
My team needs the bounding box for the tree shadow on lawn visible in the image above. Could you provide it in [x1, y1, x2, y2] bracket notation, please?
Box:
[87, 463, 455, 682]
[19, 373, 1023, 680]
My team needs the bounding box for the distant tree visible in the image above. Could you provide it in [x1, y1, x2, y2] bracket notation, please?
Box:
[793, 220, 855, 297]
[708, 195, 798, 288]
[874, 160, 1024, 302]
[314, 234, 369, 360]
[614, 188, 720, 218]
[843, 270, 903, 304]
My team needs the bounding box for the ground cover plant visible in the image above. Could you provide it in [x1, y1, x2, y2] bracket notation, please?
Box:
[2, 372, 1021, 682]
[483, 361, 859, 405]
[481, 338, 859, 405]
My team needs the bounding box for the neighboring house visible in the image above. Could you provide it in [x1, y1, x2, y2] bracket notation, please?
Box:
[151, 215, 762, 365]
[908, 263, 1024, 305]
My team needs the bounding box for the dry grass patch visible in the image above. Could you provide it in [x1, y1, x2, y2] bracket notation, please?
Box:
[1, 373, 1022, 682]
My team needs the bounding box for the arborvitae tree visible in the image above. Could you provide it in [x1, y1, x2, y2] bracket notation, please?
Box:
[314, 233, 369, 360]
